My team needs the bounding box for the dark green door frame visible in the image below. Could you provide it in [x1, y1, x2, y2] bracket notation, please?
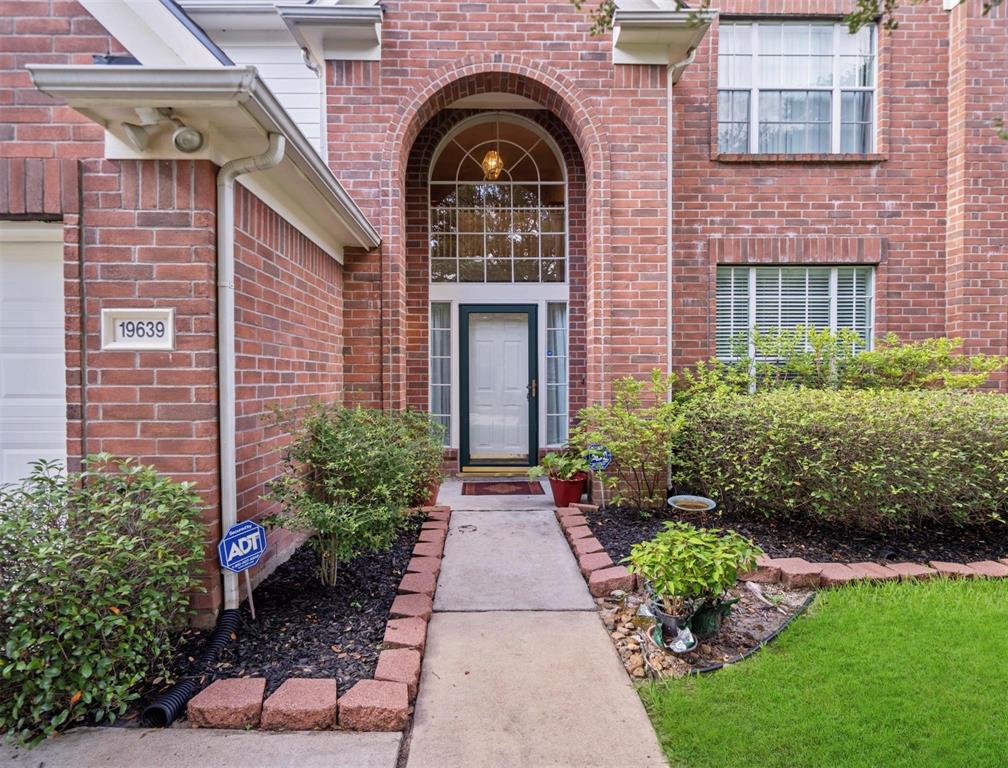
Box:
[459, 304, 538, 469]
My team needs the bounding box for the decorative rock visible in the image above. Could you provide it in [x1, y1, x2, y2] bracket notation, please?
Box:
[383, 617, 427, 651]
[374, 648, 422, 701]
[588, 565, 636, 597]
[966, 560, 1008, 578]
[572, 502, 599, 514]
[338, 680, 410, 732]
[558, 514, 589, 530]
[187, 677, 265, 729]
[847, 562, 900, 582]
[578, 550, 615, 578]
[817, 563, 860, 587]
[406, 556, 441, 577]
[572, 536, 604, 556]
[565, 525, 594, 542]
[774, 558, 823, 588]
[929, 561, 977, 579]
[413, 541, 443, 559]
[887, 562, 937, 581]
[398, 571, 437, 596]
[390, 593, 433, 620]
[260, 679, 339, 731]
[740, 556, 781, 584]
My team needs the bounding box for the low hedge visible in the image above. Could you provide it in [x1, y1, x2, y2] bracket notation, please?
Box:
[0, 456, 205, 744]
[674, 389, 1008, 528]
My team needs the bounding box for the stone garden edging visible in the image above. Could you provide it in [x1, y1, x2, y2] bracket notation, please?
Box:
[555, 503, 1008, 595]
[185, 506, 452, 732]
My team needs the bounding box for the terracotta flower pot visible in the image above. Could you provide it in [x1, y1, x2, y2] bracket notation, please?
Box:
[548, 471, 586, 508]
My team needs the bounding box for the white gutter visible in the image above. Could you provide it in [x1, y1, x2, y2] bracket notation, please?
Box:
[27, 65, 381, 251]
[217, 133, 286, 610]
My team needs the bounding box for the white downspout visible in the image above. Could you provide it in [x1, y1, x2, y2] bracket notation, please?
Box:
[666, 46, 697, 389]
[217, 132, 286, 611]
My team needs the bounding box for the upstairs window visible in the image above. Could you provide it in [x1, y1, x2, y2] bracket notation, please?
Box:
[716, 265, 875, 359]
[718, 22, 876, 154]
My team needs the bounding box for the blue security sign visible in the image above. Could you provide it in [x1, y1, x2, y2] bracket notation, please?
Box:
[218, 520, 267, 574]
[585, 443, 612, 472]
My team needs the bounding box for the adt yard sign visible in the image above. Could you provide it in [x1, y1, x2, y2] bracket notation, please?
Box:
[218, 520, 267, 574]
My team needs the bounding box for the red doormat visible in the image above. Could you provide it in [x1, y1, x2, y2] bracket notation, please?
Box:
[461, 480, 545, 496]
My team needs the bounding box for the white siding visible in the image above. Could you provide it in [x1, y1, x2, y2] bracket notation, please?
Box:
[214, 33, 324, 153]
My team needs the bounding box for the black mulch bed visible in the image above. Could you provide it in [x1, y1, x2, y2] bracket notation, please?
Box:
[123, 516, 422, 724]
[587, 505, 1008, 566]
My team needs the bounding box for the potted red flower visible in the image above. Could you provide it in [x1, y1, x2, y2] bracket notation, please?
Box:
[529, 451, 589, 508]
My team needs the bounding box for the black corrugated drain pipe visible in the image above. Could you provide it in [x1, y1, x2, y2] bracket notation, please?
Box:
[141, 608, 242, 727]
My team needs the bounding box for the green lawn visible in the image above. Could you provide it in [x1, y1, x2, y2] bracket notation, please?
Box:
[641, 578, 1008, 768]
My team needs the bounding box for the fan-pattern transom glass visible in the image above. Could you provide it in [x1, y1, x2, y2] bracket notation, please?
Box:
[429, 117, 567, 283]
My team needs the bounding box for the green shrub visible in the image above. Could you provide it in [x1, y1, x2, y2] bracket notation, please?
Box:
[626, 522, 761, 616]
[675, 389, 1008, 528]
[0, 456, 205, 745]
[713, 328, 1007, 393]
[400, 410, 446, 506]
[268, 405, 435, 586]
[571, 370, 683, 512]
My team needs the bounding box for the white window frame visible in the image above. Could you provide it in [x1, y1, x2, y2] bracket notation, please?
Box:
[717, 265, 876, 361]
[427, 112, 569, 285]
[718, 21, 878, 154]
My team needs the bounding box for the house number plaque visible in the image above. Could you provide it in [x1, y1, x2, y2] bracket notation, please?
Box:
[101, 308, 175, 351]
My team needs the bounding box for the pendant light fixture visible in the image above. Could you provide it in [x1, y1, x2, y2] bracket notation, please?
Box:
[481, 118, 504, 181]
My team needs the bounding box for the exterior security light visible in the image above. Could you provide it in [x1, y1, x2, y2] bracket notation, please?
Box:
[172, 124, 205, 153]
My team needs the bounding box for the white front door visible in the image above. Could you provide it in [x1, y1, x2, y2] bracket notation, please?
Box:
[0, 222, 67, 485]
[468, 312, 529, 462]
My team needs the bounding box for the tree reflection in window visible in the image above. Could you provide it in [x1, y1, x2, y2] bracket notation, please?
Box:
[429, 116, 566, 283]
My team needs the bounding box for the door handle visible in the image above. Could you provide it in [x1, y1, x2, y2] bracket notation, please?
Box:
[528, 379, 537, 399]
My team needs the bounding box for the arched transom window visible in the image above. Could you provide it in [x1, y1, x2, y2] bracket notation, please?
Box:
[429, 115, 567, 283]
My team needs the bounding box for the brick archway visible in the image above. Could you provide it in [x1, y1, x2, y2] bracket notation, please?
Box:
[379, 56, 612, 410]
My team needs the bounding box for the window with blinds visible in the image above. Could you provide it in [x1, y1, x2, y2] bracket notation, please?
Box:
[716, 265, 874, 359]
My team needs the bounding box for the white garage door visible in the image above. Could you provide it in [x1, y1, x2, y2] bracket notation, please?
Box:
[0, 221, 67, 485]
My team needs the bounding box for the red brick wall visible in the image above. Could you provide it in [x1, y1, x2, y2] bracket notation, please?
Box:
[946, 0, 1008, 385]
[669, 1, 951, 369]
[232, 185, 345, 583]
[325, 2, 665, 409]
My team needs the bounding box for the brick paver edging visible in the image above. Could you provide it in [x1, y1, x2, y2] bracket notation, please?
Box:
[554, 504, 1008, 595]
[186, 506, 452, 732]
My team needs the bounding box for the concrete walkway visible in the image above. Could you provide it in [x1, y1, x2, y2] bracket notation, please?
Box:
[3, 728, 401, 768]
[405, 479, 666, 768]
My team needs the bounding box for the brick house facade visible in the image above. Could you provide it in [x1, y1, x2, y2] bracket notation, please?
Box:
[1, 0, 1005, 623]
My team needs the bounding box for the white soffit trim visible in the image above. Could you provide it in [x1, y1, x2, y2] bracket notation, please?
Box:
[80, 0, 223, 66]
[27, 65, 380, 257]
[612, 8, 715, 69]
[278, 3, 383, 64]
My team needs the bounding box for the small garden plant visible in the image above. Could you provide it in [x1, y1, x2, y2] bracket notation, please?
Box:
[268, 405, 442, 586]
[528, 451, 589, 480]
[626, 522, 762, 634]
[0, 456, 205, 744]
